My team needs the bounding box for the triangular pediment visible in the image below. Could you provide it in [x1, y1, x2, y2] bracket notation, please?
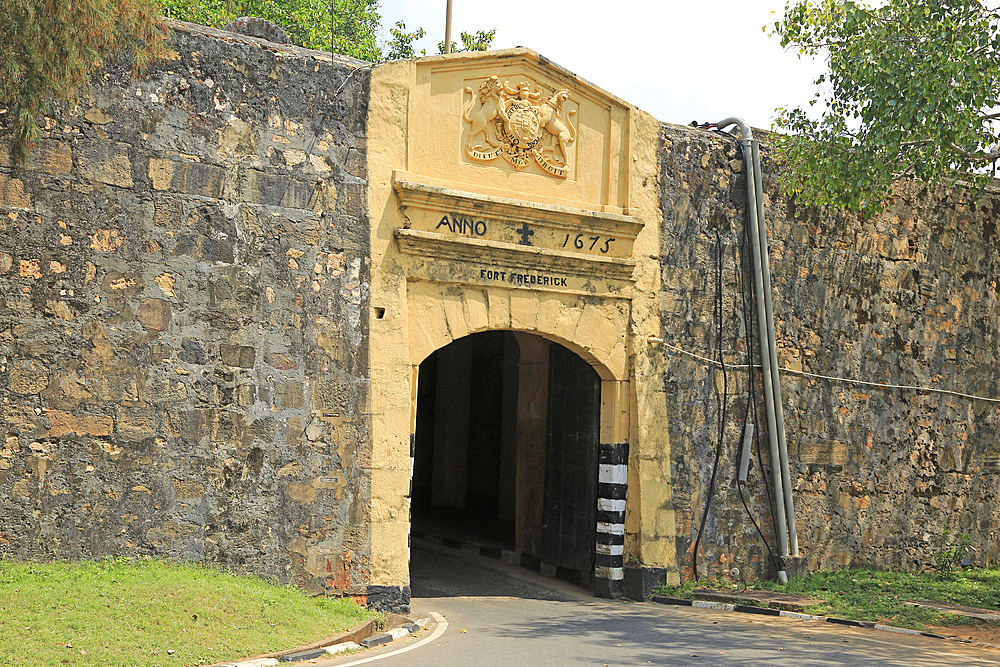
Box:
[380, 48, 634, 215]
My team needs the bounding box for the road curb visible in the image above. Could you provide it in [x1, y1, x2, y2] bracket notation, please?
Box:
[217, 618, 433, 666]
[361, 625, 413, 648]
[650, 597, 1000, 651]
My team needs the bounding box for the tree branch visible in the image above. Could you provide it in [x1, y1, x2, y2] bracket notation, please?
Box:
[949, 142, 1000, 162]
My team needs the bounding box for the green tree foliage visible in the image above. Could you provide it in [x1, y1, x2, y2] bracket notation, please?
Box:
[161, 0, 381, 61]
[163, 2, 494, 61]
[438, 29, 497, 55]
[773, 0, 1000, 214]
[0, 0, 169, 164]
[0, 0, 494, 165]
[388, 25, 496, 60]
[385, 20, 426, 60]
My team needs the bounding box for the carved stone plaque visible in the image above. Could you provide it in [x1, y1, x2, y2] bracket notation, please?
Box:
[393, 175, 641, 295]
[463, 75, 578, 178]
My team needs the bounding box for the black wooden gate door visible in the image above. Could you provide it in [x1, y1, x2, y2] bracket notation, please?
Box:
[541, 343, 600, 577]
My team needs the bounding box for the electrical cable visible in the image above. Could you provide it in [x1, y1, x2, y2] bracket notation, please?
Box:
[691, 227, 729, 582]
[687, 135, 780, 581]
[648, 339, 1000, 404]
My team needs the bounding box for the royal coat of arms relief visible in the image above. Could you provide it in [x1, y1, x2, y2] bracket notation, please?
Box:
[463, 76, 577, 178]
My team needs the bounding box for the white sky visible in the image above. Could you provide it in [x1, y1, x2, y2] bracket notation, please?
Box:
[376, 0, 826, 130]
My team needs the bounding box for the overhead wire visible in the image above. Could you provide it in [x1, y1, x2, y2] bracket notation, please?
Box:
[648, 338, 1000, 405]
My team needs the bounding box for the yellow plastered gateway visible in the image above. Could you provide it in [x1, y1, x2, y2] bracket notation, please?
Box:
[366, 48, 677, 598]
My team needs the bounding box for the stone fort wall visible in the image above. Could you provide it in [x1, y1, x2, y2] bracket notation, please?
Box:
[2, 20, 998, 601]
[0, 22, 374, 598]
[658, 124, 1000, 580]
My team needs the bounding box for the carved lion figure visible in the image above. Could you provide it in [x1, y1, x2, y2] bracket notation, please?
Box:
[464, 75, 507, 149]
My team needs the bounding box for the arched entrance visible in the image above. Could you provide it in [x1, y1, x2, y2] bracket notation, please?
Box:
[366, 281, 635, 605]
[410, 330, 603, 588]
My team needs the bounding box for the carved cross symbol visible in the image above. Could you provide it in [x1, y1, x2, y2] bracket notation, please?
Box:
[517, 223, 534, 246]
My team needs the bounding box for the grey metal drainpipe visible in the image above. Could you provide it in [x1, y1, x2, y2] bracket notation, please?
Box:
[714, 118, 798, 579]
[749, 140, 799, 559]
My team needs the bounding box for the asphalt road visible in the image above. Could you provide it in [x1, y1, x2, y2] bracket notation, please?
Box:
[315, 539, 999, 666]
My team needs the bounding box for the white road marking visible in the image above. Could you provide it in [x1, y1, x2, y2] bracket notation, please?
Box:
[330, 612, 448, 666]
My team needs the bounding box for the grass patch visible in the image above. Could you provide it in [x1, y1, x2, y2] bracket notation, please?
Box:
[0, 558, 378, 667]
[653, 568, 1000, 632]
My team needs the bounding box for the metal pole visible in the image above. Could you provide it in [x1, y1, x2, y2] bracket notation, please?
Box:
[750, 140, 799, 557]
[444, 0, 453, 54]
[714, 118, 790, 564]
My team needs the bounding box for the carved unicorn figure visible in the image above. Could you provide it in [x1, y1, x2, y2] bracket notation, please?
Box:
[537, 89, 577, 167]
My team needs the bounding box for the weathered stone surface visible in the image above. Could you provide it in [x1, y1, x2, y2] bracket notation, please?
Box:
[659, 124, 1000, 579]
[172, 479, 205, 499]
[79, 141, 134, 187]
[136, 299, 172, 331]
[47, 410, 114, 437]
[237, 168, 321, 210]
[0, 21, 372, 600]
[284, 483, 318, 504]
[0, 174, 30, 208]
[148, 158, 225, 198]
[116, 406, 156, 441]
[0, 140, 72, 175]
[220, 344, 255, 368]
[85, 107, 115, 125]
[90, 229, 124, 252]
[265, 353, 297, 370]
[9, 360, 50, 395]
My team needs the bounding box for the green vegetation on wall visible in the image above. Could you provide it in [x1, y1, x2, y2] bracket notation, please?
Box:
[0, 0, 169, 164]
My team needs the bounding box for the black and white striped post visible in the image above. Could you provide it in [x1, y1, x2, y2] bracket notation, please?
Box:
[595, 442, 628, 598]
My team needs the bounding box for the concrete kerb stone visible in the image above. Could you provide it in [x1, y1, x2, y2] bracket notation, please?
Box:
[221, 618, 432, 666]
[282, 618, 431, 667]
[359, 625, 418, 648]
[650, 597, 1000, 652]
[358, 632, 393, 649]
[220, 660, 280, 667]
[278, 648, 328, 662]
[324, 642, 362, 656]
[214, 617, 375, 666]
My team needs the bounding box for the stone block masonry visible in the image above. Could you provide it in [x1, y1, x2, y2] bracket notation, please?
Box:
[0, 20, 375, 599]
[657, 124, 1000, 582]
[3, 23, 999, 610]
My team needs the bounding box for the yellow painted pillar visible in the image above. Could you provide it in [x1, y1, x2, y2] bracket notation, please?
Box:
[366, 60, 417, 600]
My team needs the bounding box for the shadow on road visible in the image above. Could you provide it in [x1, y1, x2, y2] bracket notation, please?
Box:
[403, 537, 992, 666]
[489, 607, 974, 666]
[409, 538, 579, 601]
